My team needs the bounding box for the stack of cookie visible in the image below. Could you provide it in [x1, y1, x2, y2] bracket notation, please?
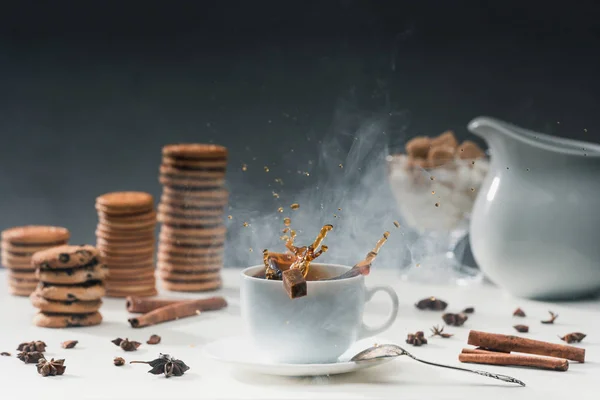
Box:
[30, 245, 106, 328]
[95, 192, 157, 297]
[1, 226, 70, 296]
[157, 144, 228, 292]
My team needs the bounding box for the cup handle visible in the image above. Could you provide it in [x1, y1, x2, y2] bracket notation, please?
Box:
[358, 285, 399, 339]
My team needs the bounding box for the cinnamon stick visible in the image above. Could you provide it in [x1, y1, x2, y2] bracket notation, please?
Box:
[126, 297, 183, 313]
[128, 297, 228, 328]
[468, 330, 585, 363]
[461, 348, 508, 354]
[459, 352, 569, 371]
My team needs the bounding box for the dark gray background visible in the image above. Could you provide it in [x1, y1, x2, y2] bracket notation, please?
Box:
[1, 1, 599, 268]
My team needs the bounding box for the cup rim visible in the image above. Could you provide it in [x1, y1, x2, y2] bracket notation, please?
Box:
[240, 262, 363, 284]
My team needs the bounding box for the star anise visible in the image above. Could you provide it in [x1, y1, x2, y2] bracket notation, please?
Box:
[61, 340, 78, 349]
[513, 324, 529, 333]
[17, 341, 46, 352]
[130, 354, 190, 378]
[430, 325, 453, 338]
[17, 351, 45, 364]
[513, 307, 526, 317]
[406, 331, 428, 346]
[541, 311, 558, 324]
[147, 335, 161, 345]
[442, 312, 468, 327]
[559, 332, 586, 344]
[112, 338, 141, 351]
[462, 307, 475, 314]
[37, 358, 66, 377]
[415, 296, 448, 311]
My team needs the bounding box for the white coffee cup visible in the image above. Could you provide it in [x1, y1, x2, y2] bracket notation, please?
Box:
[240, 263, 399, 364]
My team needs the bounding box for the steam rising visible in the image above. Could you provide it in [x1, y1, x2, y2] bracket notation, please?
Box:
[224, 99, 411, 270]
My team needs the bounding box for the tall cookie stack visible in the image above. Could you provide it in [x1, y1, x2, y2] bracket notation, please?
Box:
[1, 226, 70, 296]
[157, 144, 228, 292]
[30, 245, 106, 328]
[95, 192, 158, 298]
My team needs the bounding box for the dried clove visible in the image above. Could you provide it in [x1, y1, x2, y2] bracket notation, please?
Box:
[462, 307, 475, 314]
[513, 308, 526, 317]
[112, 338, 141, 352]
[415, 296, 448, 311]
[559, 332, 586, 344]
[442, 313, 468, 327]
[130, 354, 190, 378]
[1, 352, 10, 356]
[513, 325, 529, 333]
[17, 351, 44, 364]
[17, 341, 46, 353]
[61, 340, 78, 349]
[147, 335, 161, 345]
[114, 357, 126, 366]
[37, 358, 66, 377]
[430, 325, 453, 338]
[541, 311, 558, 324]
[406, 331, 428, 346]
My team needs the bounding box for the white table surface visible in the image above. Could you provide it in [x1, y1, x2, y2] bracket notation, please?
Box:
[1, 267, 598, 399]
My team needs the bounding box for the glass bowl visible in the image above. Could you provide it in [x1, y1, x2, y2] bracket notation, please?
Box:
[386, 153, 490, 284]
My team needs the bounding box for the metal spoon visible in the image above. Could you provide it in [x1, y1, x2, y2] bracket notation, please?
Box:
[350, 344, 526, 387]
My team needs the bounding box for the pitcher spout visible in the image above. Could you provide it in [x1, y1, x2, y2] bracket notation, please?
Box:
[468, 116, 600, 158]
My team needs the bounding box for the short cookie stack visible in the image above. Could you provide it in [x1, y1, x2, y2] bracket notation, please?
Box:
[1, 226, 70, 296]
[30, 245, 106, 328]
[95, 192, 157, 298]
[157, 144, 228, 292]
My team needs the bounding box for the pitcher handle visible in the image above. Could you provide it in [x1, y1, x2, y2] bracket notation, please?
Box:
[358, 285, 399, 339]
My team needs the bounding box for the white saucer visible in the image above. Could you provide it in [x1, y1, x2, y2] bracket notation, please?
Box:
[203, 336, 395, 377]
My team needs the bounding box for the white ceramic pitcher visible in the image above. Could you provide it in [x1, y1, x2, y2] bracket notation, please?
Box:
[468, 116, 600, 300]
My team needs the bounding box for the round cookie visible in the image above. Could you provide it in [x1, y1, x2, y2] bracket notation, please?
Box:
[32, 245, 100, 269]
[33, 311, 103, 328]
[157, 203, 224, 218]
[1, 242, 60, 255]
[96, 237, 155, 249]
[1, 250, 35, 265]
[8, 269, 37, 280]
[107, 268, 155, 280]
[106, 287, 158, 298]
[162, 155, 227, 169]
[158, 174, 225, 188]
[101, 255, 154, 267]
[160, 193, 228, 209]
[98, 209, 156, 223]
[95, 227, 155, 241]
[162, 185, 228, 197]
[97, 217, 156, 231]
[30, 294, 102, 314]
[158, 244, 224, 256]
[3, 260, 37, 270]
[160, 224, 226, 239]
[95, 192, 154, 214]
[9, 285, 37, 296]
[1, 225, 70, 245]
[157, 261, 221, 272]
[34, 282, 106, 301]
[159, 163, 225, 178]
[162, 143, 227, 159]
[157, 268, 220, 281]
[161, 278, 222, 292]
[96, 244, 155, 257]
[106, 278, 156, 290]
[37, 265, 109, 284]
[157, 212, 223, 226]
[158, 233, 225, 248]
[157, 252, 223, 264]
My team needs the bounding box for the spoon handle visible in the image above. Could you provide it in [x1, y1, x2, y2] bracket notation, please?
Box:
[411, 356, 526, 387]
